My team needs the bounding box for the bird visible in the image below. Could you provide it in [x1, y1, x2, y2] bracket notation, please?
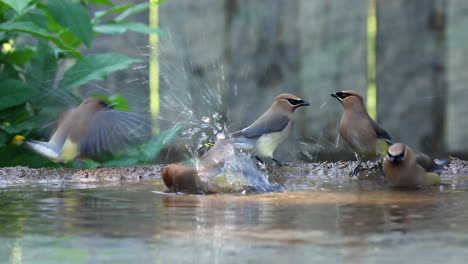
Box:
[331, 90, 392, 175]
[162, 163, 203, 193]
[14, 98, 151, 163]
[162, 136, 280, 194]
[229, 93, 309, 166]
[383, 142, 442, 187]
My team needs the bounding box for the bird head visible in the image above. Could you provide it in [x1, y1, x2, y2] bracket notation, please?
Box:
[331, 90, 364, 108]
[80, 98, 114, 112]
[274, 93, 310, 112]
[387, 143, 406, 164]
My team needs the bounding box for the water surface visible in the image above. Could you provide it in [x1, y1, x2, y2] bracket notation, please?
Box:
[1, 179, 468, 263]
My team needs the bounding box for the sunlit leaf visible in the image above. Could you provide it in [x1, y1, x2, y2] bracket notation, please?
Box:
[60, 53, 141, 91]
[92, 94, 129, 111]
[0, 0, 32, 13]
[48, 0, 93, 47]
[88, 0, 113, 5]
[0, 79, 38, 111]
[94, 22, 161, 35]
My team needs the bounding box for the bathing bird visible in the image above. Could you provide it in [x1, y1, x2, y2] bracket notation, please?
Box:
[15, 98, 151, 163]
[331, 90, 392, 175]
[383, 142, 442, 187]
[229, 93, 309, 166]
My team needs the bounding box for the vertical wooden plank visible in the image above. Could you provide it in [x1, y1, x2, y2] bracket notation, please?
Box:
[298, 0, 368, 160]
[225, 0, 300, 128]
[376, 0, 446, 155]
[158, 0, 226, 126]
[447, 0, 468, 154]
[224, 0, 300, 160]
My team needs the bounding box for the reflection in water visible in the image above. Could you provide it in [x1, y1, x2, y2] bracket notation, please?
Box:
[0, 181, 467, 263]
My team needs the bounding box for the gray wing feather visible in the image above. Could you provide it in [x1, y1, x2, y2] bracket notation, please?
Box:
[80, 110, 151, 157]
[369, 118, 392, 145]
[232, 113, 290, 138]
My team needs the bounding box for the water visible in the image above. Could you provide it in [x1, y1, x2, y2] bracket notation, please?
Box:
[1, 179, 468, 264]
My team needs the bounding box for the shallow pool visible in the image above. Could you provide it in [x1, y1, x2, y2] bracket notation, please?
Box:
[0, 177, 468, 263]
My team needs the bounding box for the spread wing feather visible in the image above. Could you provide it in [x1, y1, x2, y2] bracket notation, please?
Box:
[79, 110, 151, 157]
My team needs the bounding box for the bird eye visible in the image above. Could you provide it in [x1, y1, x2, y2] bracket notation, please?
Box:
[286, 98, 304, 105]
[99, 101, 113, 109]
[336, 92, 351, 99]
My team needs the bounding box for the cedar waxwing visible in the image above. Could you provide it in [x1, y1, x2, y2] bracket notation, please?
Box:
[15, 98, 151, 163]
[383, 143, 441, 187]
[162, 137, 279, 193]
[331, 90, 392, 175]
[229, 93, 309, 165]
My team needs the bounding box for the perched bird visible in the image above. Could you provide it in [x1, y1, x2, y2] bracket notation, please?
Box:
[331, 90, 392, 175]
[229, 93, 309, 166]
[15, 98, 151, 163]
[383, 143, 442, 187]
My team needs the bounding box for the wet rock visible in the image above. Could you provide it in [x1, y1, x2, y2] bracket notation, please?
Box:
[0, 159, 464, 187]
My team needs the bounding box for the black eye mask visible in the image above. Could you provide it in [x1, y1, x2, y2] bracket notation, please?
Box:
[287, 98, 305, 105]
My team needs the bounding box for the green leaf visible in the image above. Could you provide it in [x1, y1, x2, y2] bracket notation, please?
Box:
[60, 53, 141, 91]
[137, 125, 180, 161]
[1, 120, 35, 134]
[94, 22, 161, 35]
[1, 47, 35, 65]
[22, 8, 49, 29]
[92, 4, 133, 24]
[25, 40, 57, 90]
[0, 79, 38, 111]
[88, 0, 113, 5]
[92, 94, 129, 111]
[48, 0, 93, 47]
[115, 3, 149, 22]
[0, 21, 81, 59]
[0, 131, 7, 147]
[1, 0, 32, 13]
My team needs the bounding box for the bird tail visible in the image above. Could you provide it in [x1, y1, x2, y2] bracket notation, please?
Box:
[162, 164, 202, 193]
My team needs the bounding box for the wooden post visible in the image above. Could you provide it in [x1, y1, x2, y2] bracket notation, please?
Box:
[447, 0, 468, 155]
[298, 0, 368, 160]
[376, 0, 446, 155]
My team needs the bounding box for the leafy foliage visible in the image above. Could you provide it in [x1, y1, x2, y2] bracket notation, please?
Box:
[0, 0, 170, 168]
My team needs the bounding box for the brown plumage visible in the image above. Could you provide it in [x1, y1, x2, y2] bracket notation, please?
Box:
[383, 143, 441, 187]
[331, 90, 392, 175]
[162, 164, 202, 193]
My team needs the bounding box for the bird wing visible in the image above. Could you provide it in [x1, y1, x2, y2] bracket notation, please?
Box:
[232, 113, 290, 138]
[49, 108, 77, 147]
[369, 118, 392, 145]
[79, 110, 152, 157]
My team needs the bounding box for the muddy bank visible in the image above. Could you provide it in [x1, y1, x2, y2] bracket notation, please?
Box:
[0, 159, 466, 185]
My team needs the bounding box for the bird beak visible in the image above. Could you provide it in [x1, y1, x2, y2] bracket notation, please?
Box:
[331, 93, 341, 101]
[299, 100, 310, 107]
